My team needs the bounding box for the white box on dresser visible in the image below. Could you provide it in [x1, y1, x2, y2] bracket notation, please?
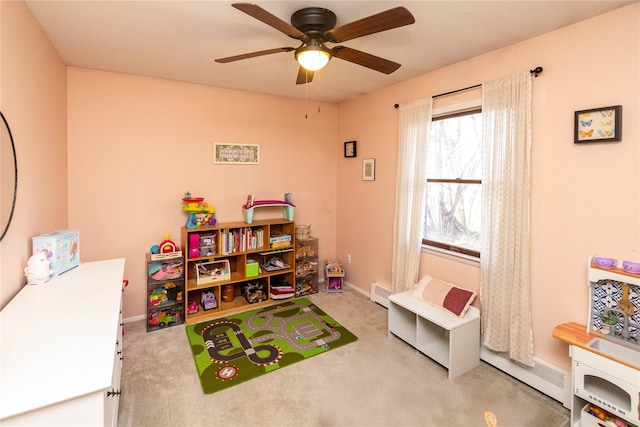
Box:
[0, 258, 125, 426]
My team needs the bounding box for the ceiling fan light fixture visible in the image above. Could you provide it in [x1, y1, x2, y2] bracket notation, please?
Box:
[295, 39, 332, 71]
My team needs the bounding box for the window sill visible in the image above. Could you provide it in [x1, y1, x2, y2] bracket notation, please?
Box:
[421, 245, 480, 267]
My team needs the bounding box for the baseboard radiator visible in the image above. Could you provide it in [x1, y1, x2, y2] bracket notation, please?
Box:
[370, 282, 391, 308]
[370, 281, 571, 407]
[480, 343, 571, 408]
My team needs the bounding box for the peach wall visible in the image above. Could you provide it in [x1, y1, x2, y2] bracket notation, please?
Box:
[3, 0, 638, 376]
[67, 68, 338, 319]
[0, 0, 67, 308]
[337, 4, 639, 371]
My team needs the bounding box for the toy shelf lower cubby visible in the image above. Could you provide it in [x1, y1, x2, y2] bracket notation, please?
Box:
[181, 218, 296, 324]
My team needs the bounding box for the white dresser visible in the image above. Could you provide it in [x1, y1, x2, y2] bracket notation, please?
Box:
[0, 258, 125, 426]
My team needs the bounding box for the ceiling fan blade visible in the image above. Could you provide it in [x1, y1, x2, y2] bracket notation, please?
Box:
[296, 67, 314, 85]
[215, 47, 294, 63]
[232, 3, 306, 40]
[332, 46, 401, 74]
[326, 7, 415, 43]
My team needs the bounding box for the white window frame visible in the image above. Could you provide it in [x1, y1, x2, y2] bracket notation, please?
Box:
[423, 99, 482, 260]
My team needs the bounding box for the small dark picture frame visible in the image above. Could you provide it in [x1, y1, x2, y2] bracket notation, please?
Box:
[344, 141, 357, 158]
[574, 105, 622, 143]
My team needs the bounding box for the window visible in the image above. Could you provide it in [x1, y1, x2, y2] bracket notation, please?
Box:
[424, 107, 482, 257]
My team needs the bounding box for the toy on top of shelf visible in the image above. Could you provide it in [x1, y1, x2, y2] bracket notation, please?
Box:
[241, 193, 295, 224]
[158, 235, 177, 254]
[182, 191, 217, 228]
[150, 234, 183, 261]
[325, 259, 344, 275]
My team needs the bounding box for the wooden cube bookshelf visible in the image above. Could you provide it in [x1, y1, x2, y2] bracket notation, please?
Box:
[181, 218, 296, 323]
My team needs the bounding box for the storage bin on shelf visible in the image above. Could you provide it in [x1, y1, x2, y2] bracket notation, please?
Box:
[260, 249, 292, 272]
[579, 403, 632, 427]
[195, 259, 230, 285]
[242, 279, 268, 304]
[245, 259, 260, 277]
[295, 225, 310, 240]
[325, 259, 345, 293]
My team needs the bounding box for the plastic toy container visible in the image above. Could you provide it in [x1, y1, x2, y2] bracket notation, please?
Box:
[32, 230, 80, 276]
[195, 259, 230, 285]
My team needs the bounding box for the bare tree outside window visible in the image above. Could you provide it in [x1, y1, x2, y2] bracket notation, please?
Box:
[424, 110, 482, 257]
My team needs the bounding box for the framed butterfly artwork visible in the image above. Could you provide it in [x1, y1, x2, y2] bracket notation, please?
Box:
[574, 105, 622, 143]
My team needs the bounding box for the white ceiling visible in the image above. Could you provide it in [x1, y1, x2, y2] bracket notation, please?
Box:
[25, 0, 635, 104]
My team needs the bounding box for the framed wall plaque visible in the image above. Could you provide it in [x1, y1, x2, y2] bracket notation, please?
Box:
[213, 143, 260, 164]
[362, 158, 375, 181]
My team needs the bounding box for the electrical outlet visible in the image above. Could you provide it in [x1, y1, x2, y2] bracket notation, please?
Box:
[346, 254, 351, 264]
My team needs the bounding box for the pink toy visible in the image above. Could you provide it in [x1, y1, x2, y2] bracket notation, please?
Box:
[151, 259, 183, 281]
[24, 251, 54, 285]
[189, 233, 200, 258]
[188, 300, 199, 314]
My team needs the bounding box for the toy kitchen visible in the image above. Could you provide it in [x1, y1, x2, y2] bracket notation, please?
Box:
[553, 255, 639, 427]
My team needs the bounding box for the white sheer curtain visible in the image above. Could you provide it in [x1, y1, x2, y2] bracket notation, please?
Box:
[392, 98, 432, 293]
[480, 72, 534, 366]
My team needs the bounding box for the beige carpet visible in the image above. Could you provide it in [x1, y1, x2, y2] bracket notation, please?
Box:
[118, 288, 570, 427]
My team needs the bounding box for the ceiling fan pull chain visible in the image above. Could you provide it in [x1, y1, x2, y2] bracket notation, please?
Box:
[305, 73, 308, 119]
[316, 72, 321, 113]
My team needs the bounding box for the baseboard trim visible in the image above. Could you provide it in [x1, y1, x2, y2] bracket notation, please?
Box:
[480, 341, 571, 408]
[124, 314, 146, 323]
[346, 281, 369, 297]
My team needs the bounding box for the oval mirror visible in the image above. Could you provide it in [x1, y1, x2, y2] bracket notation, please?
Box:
[1, 112, 17, 241]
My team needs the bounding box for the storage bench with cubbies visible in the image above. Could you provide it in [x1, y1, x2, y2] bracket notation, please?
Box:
[388, 290, 480, 380]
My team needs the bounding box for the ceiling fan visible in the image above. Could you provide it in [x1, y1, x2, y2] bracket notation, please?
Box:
[215, 3, 415, 84]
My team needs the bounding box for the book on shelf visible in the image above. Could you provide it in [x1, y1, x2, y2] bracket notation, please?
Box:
[269, 292, 294, 300]
[270, 283, 294, 290]
[270, 286, 294, 294]
[246, 227, 264, 250]
[271, 277, 293, 289]
[269, 234, 291, 243]
[220, 227, 265, 255]
[270, 241, 291, 249]
[269, 234, 291, 249]
[269, 285, 295, 299]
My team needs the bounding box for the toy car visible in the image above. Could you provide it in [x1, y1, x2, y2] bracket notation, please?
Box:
[188, 300, 199, 314]
[201, 290, 217, 311]
[158, 311, 175, 327]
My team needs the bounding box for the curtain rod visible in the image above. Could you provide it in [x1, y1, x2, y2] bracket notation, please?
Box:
[393, 66, 543, 109]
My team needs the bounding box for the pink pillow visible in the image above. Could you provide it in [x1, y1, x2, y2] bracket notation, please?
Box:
[411, 274, 477, 317]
